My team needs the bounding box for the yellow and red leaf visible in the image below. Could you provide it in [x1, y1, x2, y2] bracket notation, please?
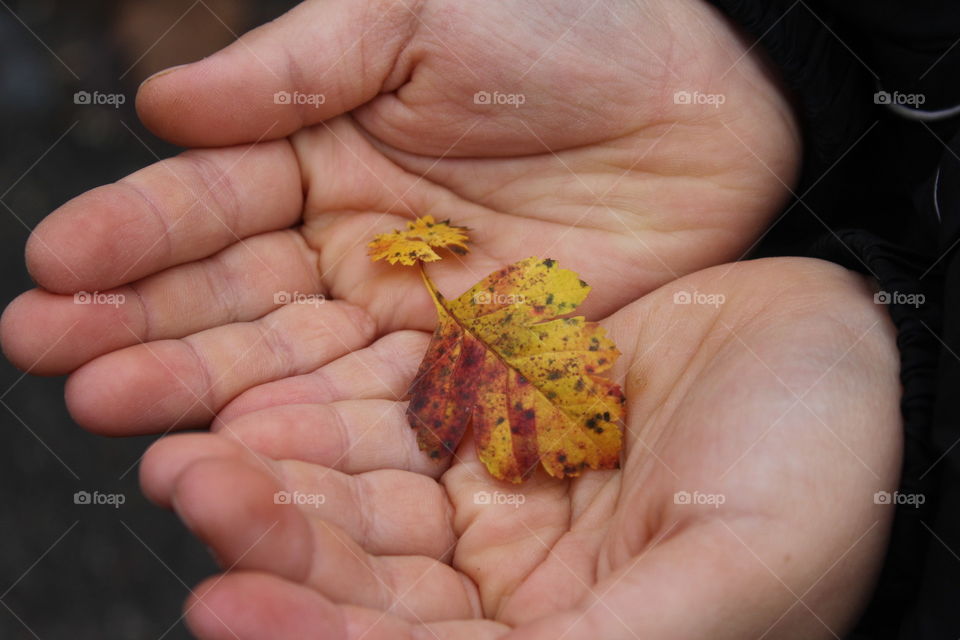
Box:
[407, 257, 625, 483]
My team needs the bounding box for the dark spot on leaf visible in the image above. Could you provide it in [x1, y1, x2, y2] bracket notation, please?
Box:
[542, 258, 555, 268]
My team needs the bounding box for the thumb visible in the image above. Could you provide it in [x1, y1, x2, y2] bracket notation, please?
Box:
[136, 0, 416, 147]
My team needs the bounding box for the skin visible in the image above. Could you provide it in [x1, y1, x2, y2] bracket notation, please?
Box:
[0, 0, 901, 637]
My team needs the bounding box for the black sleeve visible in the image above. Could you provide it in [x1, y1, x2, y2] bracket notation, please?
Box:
[701, 2, 960, 638]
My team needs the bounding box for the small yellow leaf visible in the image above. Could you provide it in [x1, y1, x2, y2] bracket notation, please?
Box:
[368, 215, 470, 265]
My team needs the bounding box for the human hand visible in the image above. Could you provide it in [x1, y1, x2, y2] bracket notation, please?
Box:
[141, 258, 901, 639]
[0, 0, 800, 437]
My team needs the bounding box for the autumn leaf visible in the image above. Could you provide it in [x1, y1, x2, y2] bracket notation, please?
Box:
[407, 257, 625, 483]
[368, 215, 470, 265]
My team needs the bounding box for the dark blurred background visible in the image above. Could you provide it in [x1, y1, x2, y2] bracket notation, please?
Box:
[0, 1, 297, 637]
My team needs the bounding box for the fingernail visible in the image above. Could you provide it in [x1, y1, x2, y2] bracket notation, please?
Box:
[140, 63, 190, 88]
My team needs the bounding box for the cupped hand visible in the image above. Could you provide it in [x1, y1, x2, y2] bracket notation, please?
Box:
[0, 0, 799, 436]
[141, 258, 901, 640]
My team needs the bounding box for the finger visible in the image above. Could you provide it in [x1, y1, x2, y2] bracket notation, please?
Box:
[172, 458, 479, 621]
[2, 230, 320, 375]
[185, 572, 508, 640]
[283, 460, 457, 558]
[217, 400, 443, 477]
[141, 433, 251, 508]
[136, 0, 416, 147]
[26, 140, 302, 294]
[218, 329, 430, 422]
[66, 301, 375, 435]
[142, 434, 456, 558]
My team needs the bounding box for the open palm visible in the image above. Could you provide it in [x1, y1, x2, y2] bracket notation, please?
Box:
[140, 258, 900, 640]
[0, 0, 898, 638]
[1, 0, 798, 432]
